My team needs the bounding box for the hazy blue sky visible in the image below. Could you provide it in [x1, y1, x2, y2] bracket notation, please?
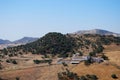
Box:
[0, 0, 120, 41]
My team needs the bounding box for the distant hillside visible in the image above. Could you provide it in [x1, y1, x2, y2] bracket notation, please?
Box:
[0, 32, 120, 59]
[0, 32, 76, 57]
[0, 37, 38, 49]
[0, 39, 11, 44]
[74, 29, 120, 37]
[13, 37, 38, 44]
[0, 37, 38, 45]
[23, 32, 75, 55]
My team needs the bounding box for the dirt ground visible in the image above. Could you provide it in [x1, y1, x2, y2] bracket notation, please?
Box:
[104, 44, 120, 66]
[72, 62, 120, 80]
[0, 44, 120, 80]
[0, 64, 61, 80]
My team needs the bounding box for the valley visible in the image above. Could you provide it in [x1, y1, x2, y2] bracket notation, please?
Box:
[0, 32, 120, 80]
[0, 44, 120, 80]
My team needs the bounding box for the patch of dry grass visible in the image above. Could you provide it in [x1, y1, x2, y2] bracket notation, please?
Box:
[104, 44, 120, 66]
[72, 63, 120, 80]
[0, 64, 63, 80]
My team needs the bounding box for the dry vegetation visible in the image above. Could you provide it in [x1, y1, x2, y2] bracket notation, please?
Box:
[0, 44, 120, 80]
[72, 62, 120, 80]
[104, 44, 120, 66]
[0, 65, 62, 80]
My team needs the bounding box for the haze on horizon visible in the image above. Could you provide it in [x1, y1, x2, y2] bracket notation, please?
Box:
[0, 0, 120, 41]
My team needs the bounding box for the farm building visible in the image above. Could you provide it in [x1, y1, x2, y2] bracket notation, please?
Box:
[70, 60, 80, 64]
[70, 53, 104, 64]
[92, 57, 104, 63]
[57, 53, 104, 64]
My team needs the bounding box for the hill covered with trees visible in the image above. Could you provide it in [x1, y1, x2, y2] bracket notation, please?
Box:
[23, 32, 75, 55]
[0, 32, 76, 58]
[0, 32, 120, 58]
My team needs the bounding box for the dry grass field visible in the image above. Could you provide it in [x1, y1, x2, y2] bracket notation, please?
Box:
[0, 44, 120, 80]
[1, 62, 120, 80]
[72, 62, 120, 80]
[104, 44, 120, 66]
[0, 64, 62, 80]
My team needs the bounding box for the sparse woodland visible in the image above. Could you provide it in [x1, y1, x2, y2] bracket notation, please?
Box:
[0, 33, 120, 80]
[0, 33, 120, 59]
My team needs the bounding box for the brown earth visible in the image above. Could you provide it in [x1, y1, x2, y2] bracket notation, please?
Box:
[0, 44, 120, 80]
[104, 44, 120, 66]
[72, 62, 120, 80]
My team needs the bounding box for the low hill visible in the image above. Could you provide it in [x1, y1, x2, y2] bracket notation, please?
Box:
[13, 37, 38, 44]
[0, 39, 11, 44]
[74, 29, 120, 37]
[23, 32, 75, 55]
[0, 37, 38, 49]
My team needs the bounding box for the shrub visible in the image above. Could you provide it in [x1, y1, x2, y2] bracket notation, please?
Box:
[6, 59, 11, 63]
[101, 54, 109, 60]
[0, 77, 4, 80]
[16, 77, 20, 80]
[111, 74, 118, 79]
[62, 62, 68, 67]
[33, 59, 52, 64]
[79, 76, 87, 80]
[84, 57, 93, 66]
[89, 52, 96, 56]
[89, 75, 98, 80]
[0, 63, 3, 70]
[12, 60, 17, 64]
[79, 51, 83, 56]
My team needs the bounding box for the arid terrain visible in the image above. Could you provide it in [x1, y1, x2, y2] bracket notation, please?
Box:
[0, 44, 120, 80]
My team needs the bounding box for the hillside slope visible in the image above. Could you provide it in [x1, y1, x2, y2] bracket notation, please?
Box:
[13, 37, 38, 44]
[0, 33, 120, 58]
[0, 39, 11, 44]
[74, 29, 120, 37]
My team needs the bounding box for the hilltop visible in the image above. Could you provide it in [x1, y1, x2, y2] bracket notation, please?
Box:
[0, 39, 11, 44]
[0, 37, 38, 49]
[13, 37, 38, 44]
[74, 29, 120, 37]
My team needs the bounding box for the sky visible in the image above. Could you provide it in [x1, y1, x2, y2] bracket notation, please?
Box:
[0, 0, 120, 41]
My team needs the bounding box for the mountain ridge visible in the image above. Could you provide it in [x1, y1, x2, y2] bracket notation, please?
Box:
[74, 29, 120, 37]
[0, 29, 120, 45]
[0, 37, 38, 44]
[0, 37, 39, 49]
[0, 39, 11, 44]
[13, 37, 38, 44]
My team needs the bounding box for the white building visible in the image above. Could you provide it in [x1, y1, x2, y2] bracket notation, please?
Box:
[70, 53, 104, 64]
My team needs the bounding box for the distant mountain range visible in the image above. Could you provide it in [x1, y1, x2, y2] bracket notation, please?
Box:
[0, 39, 11, 44]
[13, 37, 38, 44]
[0, 37, 38, 45]
[74, 29, 120, 37]
[0, 29, 120, 45]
